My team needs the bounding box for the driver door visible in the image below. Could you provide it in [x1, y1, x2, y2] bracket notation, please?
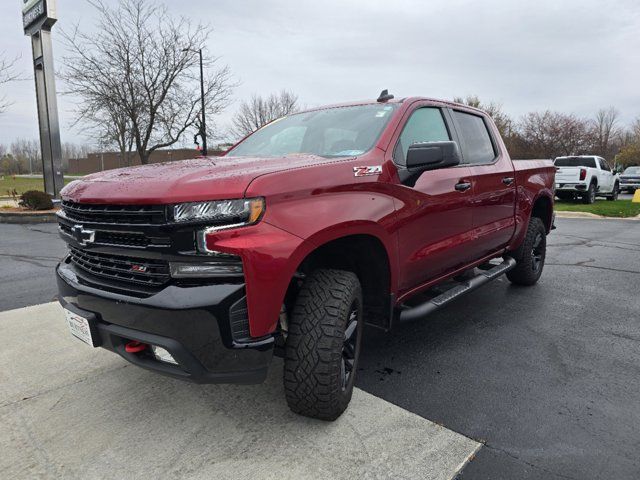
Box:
[391, 106, 474, 292]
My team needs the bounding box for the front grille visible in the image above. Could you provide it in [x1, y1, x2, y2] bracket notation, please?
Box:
[95, 230, 149, 247]
[69, 246, 171, 287]
[62, 200, 167, 225]
[59, 223, 170, 248]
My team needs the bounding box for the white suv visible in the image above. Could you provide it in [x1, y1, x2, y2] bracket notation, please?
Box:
[554, 156, 620, 204]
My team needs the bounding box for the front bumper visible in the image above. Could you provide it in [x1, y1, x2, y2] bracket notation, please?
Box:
[619, 182, 640, 191]
[56, 261, 274, 384]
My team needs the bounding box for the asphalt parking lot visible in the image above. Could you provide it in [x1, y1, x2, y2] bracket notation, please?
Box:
[1, 217, 639, 479]
[359, 217, 640, 479]
[0, 223, 66, 311]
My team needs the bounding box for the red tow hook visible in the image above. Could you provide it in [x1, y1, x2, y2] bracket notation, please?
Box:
[124, 341, 148, 353]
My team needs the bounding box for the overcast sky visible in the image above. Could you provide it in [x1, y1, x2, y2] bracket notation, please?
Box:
[0, 0, 639, 147]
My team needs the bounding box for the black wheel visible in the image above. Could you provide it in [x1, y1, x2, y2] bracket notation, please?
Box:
[607, 183, 619, 201]
[506, 217, 547, 286]
[556, 192, 573, 201]
[284, 269, 363, 421]
[582, 183, 596, 204]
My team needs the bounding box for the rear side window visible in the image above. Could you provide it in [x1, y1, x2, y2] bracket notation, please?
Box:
[554, 157, 597, 168]
[599, 159, 611, 171]
[453, 111, 496, 164]
[394, 108, 450, 165]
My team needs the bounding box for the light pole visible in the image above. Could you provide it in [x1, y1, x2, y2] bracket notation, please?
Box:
[182, 48, 207, 156]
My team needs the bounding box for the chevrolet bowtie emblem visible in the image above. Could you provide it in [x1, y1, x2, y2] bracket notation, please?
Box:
[71, 225, 96, 246]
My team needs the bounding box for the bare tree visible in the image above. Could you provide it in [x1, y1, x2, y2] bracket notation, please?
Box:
[10, 138, 42, 174]
[231, 90, 299, 139]
[517, 111, 591, 159]
[0, 54, 21, 114]
[630, 117, 640, 141]
[73, 98, 136, 167]
[590, 107, 621, 159]
[60, 0, 234, 164]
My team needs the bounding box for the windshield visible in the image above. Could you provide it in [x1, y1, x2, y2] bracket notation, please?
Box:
[554, 157, 597, 168]
[623, 167, 640, 175]
[229, 104, 398, 158]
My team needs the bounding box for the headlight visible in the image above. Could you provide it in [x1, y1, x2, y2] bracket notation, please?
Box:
[172, 197, 265, 227]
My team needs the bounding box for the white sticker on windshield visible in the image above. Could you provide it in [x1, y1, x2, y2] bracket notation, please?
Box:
[375, 111, 387, 117]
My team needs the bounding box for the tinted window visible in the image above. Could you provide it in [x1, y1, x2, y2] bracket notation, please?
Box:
[554, 157, 597, 168]
[229, 104, 397, 158]
[453, 111, 496, 164]
[395, 108, 450, 164]
[599, 159, 611, 171]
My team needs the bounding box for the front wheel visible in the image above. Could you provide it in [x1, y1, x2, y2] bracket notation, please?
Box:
[506, 217, 547, 286]
[284, 269, 363, 421]
[607, 183, 619, 201]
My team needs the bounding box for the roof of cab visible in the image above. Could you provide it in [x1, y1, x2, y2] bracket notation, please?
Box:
[293, 95, 488, 117]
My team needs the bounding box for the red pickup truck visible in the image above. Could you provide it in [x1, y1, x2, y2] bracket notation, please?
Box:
[56, 92, 555, 420]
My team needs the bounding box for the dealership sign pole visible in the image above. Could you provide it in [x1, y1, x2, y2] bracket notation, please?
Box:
[22, 0, 64, 198]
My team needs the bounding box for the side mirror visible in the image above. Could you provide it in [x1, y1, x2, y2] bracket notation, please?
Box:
[406, 141, 461, 172]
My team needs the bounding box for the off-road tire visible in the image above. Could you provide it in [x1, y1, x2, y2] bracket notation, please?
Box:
[284, 269, 363, 421]
[506, 217, 547, 286]
[607, 183, 619, 201]
[582, 182, 596, 204]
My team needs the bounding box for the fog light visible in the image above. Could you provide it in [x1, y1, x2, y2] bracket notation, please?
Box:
[170, 260, 243, 278]
[151, 345, 178, 365]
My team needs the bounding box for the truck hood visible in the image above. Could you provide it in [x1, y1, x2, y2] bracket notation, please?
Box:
[62, 155, 342, 204]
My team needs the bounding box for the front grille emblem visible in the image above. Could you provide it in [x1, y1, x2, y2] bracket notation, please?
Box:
[131, 264, 148, 273]
[71, 224, 96, 246]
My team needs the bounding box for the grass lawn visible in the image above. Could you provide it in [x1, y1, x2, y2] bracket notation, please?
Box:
[554, 199, 640, 218]
[0, 176, 77, 196]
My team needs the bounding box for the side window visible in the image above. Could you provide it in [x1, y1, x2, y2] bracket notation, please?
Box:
[394, 108, 450, 165]
[599, 159, 611, 172]
[453, 111, 496, 165]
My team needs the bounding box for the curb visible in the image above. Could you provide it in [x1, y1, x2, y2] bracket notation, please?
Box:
[555, 211, 640, 221]
[0, 210, 58, 224]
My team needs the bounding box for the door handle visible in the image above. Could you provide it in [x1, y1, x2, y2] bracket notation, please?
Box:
[455, 181, 472, 192]
[502, 177, 514, 185]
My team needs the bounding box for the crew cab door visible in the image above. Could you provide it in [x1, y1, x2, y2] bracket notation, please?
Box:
[449, 109, 516, 257]
[597, 157, 614, 192]
[390, 105, 474, 291]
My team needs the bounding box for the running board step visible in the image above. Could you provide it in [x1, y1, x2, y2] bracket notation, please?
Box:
[398, 257, 517, 323]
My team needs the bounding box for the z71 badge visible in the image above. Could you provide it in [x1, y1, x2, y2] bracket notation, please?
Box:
[353, 166, 382, 177]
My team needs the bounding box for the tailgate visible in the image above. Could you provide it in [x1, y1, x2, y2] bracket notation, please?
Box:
[555, 167, 581, 183]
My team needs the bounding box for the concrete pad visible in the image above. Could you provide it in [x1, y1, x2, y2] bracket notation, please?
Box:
[0, 303, 480, 479]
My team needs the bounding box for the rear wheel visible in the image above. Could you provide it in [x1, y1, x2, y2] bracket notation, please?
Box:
[284, 269, 363, 421]
[506, 217, 547, 286]
[582, 183, 596, 204]
[607, 183, 619, 201]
